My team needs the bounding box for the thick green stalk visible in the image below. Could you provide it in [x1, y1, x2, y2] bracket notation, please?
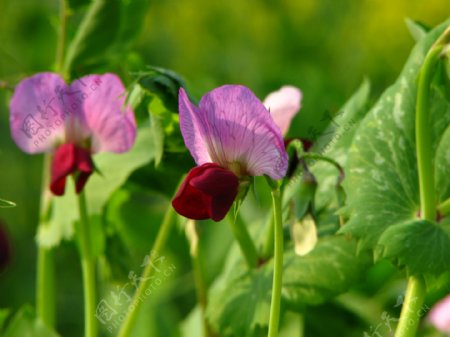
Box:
[36, 154, 55, 327]
[267, 186, 284, 337]
[117, 206, 176, 337]
[395, 26, 450, 337]
[77, 189, 97, 337]
[226, 213, 258, 268]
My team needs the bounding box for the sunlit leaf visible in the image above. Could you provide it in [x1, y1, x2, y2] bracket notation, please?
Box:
[340, 20, 450, 265]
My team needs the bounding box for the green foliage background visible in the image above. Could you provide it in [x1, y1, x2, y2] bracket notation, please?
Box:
[0, 1, 449, 336]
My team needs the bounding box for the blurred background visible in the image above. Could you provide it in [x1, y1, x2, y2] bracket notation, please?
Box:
[0, 1, 449, 336]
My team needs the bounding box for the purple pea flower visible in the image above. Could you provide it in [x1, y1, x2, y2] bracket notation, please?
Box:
[429, 295, 450, 333]
[263, 85, 302, 136]
[10, 73, 136, 196]
[172, 85, 288, 221]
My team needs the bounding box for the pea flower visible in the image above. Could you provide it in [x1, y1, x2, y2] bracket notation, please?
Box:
[172, 85, 288, 221]
[263, 85, 302, 136]
[429, 295, 450, 333]
[10, 72, 136, 196]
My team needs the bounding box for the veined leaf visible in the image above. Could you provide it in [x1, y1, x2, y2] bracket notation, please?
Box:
[340, 20, 450, 262]
[3, 306, 60, 337]
[377, 219, 450, 275]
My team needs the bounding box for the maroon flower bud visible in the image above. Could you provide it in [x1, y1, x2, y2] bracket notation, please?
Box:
[172, 163, 239, 222]
[50, 143, 94, 196]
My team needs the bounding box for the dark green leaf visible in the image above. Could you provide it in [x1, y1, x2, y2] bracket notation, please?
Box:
[377, 219, 450, 275]
[64, 0, 120, 74]
[138, 66, 187, 112]
[282, 236, 370, 309]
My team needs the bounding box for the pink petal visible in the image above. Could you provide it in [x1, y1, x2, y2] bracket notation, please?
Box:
[70, 73, 136, 153]
[429, 295, 450, 332]
[10, 73, 67, 153]
[197, 85, 288, 180]
[178, 88, 213, 165]
[263, 85, 302, 136]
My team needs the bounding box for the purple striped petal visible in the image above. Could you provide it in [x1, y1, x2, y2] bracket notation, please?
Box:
[179, 88, 213, 165]
[264, 86, 302, 136]
[179, 85, 288, 180]
[71, 73, 136, 153]
[10, 73, 67, 153]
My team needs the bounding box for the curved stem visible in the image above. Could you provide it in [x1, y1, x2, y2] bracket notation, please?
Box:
[77, 189, 97, 337]
[226, 212, 258, 268]
[36, 154, 55, 327]
[299, 153, 344, 182]
[117, 205, 176, 337]
[267, 186, 284, 337]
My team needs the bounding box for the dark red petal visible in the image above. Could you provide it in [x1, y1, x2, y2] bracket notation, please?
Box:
[50, 143, 94, 196]
[74, 147, 94, 193]
[172, 163, 239, 222]
[190, 166, 239, 221]
[50, 143, 77, 196]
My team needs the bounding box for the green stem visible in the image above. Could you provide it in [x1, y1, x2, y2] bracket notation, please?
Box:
[437, 197, 450, 216]
[36, 154, 55, 327]
[226, 212, 258, 268]
[395, 26, 450, 337]
[394, 276, 426, 337]
[77, 189, 97, 337]
[187, 220, 215, 337]
[55, 0, 68, 78]
[262, 214, 274, 259]
[117, 205, 176, 337]
[267, 186, 284, 337]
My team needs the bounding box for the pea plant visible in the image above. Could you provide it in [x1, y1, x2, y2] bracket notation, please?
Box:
[0, 1, 449, 337]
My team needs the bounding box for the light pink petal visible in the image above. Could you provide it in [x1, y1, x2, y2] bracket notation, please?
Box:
[70, 73, 136, 153]
[10, 73, 67, 153]
[263, 85, 302, 136]
[198, 85, 288, 180]
[178, 88, 212, 165]
[429, 295, 450, 332]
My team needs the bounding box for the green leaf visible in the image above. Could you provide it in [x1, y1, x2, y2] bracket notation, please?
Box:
[0, 198, 16, 208]
[0, 308, 10, 332]
[282, 236, 370, 309]
[435, 124, 450, 202]
[114, 0, 149, 50]
[340, 21, 450, 253]
[405, 18, 430, 42]
[64, 0, 120, 74]
[310, 79, 371, 210]
[148, 98, 166, 167]
[138, 66, 187, 112]
[38, 126, 156, 248]
[377, 219, 450, 275]
[3, 305, 60, 337]
[207, 266, 272, 337]
[207, 236, 369, 336]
